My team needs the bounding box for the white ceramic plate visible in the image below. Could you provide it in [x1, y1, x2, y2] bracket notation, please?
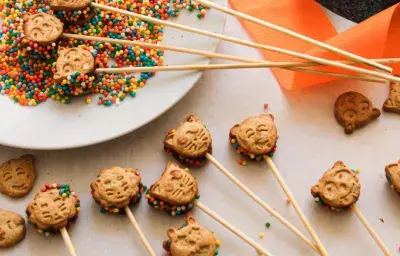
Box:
[0, 2, 226, 149]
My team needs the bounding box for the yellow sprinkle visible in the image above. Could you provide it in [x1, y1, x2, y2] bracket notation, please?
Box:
[250, 154, 255, 159]
[259, 232, 264, 239]
[184, 168, 189, 172]
[76, 207, 80, 212]
[355, 168, 360, 173]
[62, 193, 67, 198]
[241, 161, 247, 166]
[113, 208, 119, 213]
[230, 138, 236, 144]
[215, 240, 221, 246]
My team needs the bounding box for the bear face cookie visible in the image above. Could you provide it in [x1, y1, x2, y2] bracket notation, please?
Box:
[54, 47, 95, 83]
[0, 209, 26, 248]
[334, 91, 381, 134]
[0, 155, 35, 198]
[164, 115, 212, 166]
[26, 184, 80, 232]
[385, 162, 400, 193]
[230, 114, 278, 160]
[91, 167, 143, 214]
[50, 0, 92, 11]
[163, 214, 217, 256]
[311, 161, 361, 209]
[383, 80, 400, 114]
[23, 13, 63, 45]
[147, 162, 199, 216]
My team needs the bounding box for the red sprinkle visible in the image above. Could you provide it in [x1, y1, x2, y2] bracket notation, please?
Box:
[263, 103, 269, 109]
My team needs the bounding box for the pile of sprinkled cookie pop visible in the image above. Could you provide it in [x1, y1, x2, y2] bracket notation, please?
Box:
[3, 0, 400, 108]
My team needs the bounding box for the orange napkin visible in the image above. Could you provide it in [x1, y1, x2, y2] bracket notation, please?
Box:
[228, 0, 400, 90]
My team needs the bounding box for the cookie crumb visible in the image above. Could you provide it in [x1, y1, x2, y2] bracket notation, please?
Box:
[379, 218, 384, 223]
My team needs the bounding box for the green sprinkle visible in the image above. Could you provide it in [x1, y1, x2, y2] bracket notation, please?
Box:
[265, 222, 271, 228]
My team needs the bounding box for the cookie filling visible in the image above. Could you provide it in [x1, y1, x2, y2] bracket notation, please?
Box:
[93, 183, 145, 214]
[229, 136, 278, 161]
[146, 189, 200, 216]
[26, 183, 80, 235]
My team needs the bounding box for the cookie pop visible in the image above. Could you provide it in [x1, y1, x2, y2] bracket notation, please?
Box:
[90, 166, 155, 256]
[165, 115, 320, 254]
[229, 114, 327, 255]
[147, 161, 273, 255]
[26, 183, 80, 256]
[385, 160, 400, 193]
[311, 161, 390, 256]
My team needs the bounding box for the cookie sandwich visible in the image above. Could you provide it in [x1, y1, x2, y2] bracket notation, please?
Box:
[229, 114, 278, 161]
[164, 115, 212, 167]
[311, 161, 361, 211]
[91, 166, 145, 214]
[147, 162, 200, 216]
[26, 184, 80, 234]
[163, 214, 219, 256]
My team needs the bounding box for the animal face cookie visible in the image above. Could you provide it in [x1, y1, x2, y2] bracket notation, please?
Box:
[0, 209, 26, 248]
[311, 161, 361, 209]
[383, 80, 400, 114]
[385, 162, 400, 193]
[230, 114, 277, 155]
[165, 214, 216, 256]
[27, 187, 78, 231]
[23, 13, 63, 45]
[91, 167, 142, 210]
[51, 0, 92, 11]
[54, 47, 95, 83]
[165, 115, 212, 158]
[150, 162, 198, 206]
[0, 155, 35, 198]
[334, 91, 381, 134]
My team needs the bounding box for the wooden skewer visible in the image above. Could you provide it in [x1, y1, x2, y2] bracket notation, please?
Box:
[124, 206, 156, 256]
[193, 0, 392, 73]
[351, 204, 391, 256]
[91, 3, 400, 83]
[204, 153, 321, 254]
[195, 200, 273, 256]
[64, 33, 386, 83]
[60, 227, 77, 256]
[265, 157, 328, 256]
[96, 65, 386, 83]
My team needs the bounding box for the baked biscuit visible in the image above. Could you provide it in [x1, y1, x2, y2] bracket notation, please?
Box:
[0, 155, 35, 198]
[164, 115, 212, 166]
[385, 161, 400, 193]
[50, 0, 92, 11]
[311, 161, 361, 209]
[230, 114, 278, 160]
[91, 167, 143, 214]
[163, 214, 217, 256]
[54, 47, 95, 83]
[334, 91, 381, 134]
[26, 184, 80, 232]
[0, 209, 26, 248]
[22, 13, 63, 45]
[383, 80, 400, 114]
[147, 162, 199, 216]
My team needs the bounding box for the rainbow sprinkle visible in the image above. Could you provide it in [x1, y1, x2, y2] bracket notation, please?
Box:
[0, 0, 206, 106]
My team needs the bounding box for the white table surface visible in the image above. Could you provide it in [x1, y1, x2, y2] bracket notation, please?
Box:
[2, 7, 400, 256]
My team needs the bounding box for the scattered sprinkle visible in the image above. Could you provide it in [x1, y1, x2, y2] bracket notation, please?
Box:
[265, 222, 271, 228]
[286, 199, 291, 205]
[263, 103, 269, 109]
[215, 239, 221, 246]
[259, 232, 264, 239]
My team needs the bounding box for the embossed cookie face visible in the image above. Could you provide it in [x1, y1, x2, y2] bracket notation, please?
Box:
[54, 47, 95, 83]
[385, 162, 400, 193]
[91, 167, 142, 210]
[383, 81, 400, 114]
[334, 91, 381, 134]
[230, 114, 277, 155]
[150, 162, 198, 205]
[165, 115, 212, 158]
[0, 155, 35, 197]
[0, 209, 26, 248]
[311, 161, 361, 208]
[167, 214, 216, 256]
[27, 188, 78, 230]
[51, 0, 92, 11]
[23, 13, 63, 44]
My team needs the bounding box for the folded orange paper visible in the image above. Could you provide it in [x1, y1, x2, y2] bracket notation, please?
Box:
[228, 0, 400, 89]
